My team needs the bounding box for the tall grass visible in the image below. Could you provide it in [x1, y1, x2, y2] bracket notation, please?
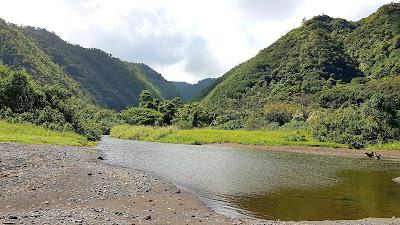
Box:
[111, 125, 178, 141]
[0, 120, 94, 146]
[368, 142, 400, 151]
[111, 125, 346, 148]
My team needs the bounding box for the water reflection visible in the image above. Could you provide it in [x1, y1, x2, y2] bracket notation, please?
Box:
[98, 136, 400, 221]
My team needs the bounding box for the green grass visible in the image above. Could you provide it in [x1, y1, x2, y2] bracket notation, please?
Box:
[111, 125, 346, 148]
[368, 142, 400, 151]
[0, 120, 95, 146]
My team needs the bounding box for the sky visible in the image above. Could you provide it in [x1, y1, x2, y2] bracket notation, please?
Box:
[0, 0, 393, 83]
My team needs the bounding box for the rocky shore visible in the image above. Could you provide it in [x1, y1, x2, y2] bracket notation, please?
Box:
[0, 142, 242, 225]
[0, 142, 399, 225]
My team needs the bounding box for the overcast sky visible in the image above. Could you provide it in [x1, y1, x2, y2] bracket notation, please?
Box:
[0, 0, 392, 83]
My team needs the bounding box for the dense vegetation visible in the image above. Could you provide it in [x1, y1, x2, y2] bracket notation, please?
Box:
[21, 27, 182, 110]
[0, 64, 121, 141]
[0, 19, 88, 100]
[197, 3, 400, 148]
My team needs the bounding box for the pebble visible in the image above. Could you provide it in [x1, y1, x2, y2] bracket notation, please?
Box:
[144, 215, 151, 220]
[4, 140, 398, 225]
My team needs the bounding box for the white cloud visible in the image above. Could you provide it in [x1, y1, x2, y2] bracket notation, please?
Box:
[0, 0, 393, 83]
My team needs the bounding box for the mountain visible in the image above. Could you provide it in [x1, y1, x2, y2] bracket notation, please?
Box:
[134, 63, 181, 99]
[0, 19, 89, 100]
[201, 3, 400, 112]
[20, 26, 181, 110]
[172, 78, 217, 102]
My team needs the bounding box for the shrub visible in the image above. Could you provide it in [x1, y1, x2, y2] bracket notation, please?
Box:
[213, 110, 245, 130]
[309, 103, 399, 148]
[244, 114, 268, 130]
[111, 125, 177, 140]
[173, 103, 214, 129]
[264, 102, 299, 125]
[120, 107, 163, 126]
[0, 64, 113, 141]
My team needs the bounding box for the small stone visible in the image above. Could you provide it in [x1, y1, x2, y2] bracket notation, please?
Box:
[87, 173, 93, 176]
[8, 216, 18, 220]
[97, 156, 104, 160]
[144, 215, 151, 220]
[44, 201, 49, 205]
[114, 211, 123, 216]
[175, 190, 181, 194]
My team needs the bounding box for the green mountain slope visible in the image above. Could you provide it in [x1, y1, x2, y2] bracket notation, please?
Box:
[172, 78, 216, 102]
[134, 63, 181, 100]
[202, 3, 400, 112]
[344, 3, 400, 78]
[20, 27, 177, 110]
[0, 19, 88, 100]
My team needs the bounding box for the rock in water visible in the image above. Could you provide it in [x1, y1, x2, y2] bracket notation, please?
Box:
[393, 177, 400, 184]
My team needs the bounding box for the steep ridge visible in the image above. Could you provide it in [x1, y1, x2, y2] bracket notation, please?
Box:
[202, 3, 400, 112]
[0, 19, 89, 100]
[21, 27, 176, 110]
[344, 3, 400, 78]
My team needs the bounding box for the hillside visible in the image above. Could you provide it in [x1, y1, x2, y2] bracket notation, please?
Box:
[21, 27, 180, 110]
[172, 78, 216, 102]
[134, 63, 181, 100]
[0, 19, 89, 100]
[202, 3, 400, 112]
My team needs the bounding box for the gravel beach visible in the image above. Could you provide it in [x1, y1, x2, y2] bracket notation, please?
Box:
[1, 142, 399, 225]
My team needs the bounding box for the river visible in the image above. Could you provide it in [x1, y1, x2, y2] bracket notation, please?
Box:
[97, 136, 400, 221]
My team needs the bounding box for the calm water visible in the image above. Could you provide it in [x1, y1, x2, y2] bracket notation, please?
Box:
[97, 136, 400, 221]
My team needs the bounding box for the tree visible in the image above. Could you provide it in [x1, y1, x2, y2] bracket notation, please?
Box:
[138, 90, 157, 109]
[173, 103, 214, 129]
[120, 107, 163, 126]
[171, 97, 184, 108]
[264, 102, 299, 126]
[158, 100, 177, 125]
[0, 68, 44, 113]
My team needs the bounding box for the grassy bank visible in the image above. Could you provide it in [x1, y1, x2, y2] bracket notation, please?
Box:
[111, 125, 346, 148]
[0, 120, 95, 146]
[368, 142, 400, 151]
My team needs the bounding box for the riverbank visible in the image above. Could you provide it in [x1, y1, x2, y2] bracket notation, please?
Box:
[0, 142, 241, 225]
[110, 125, 400, 151]
[220, 143, 400, 161]
[0, 120, 94, 146]
[1, 141, 400, 225]
[111, 125, 346, 148]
